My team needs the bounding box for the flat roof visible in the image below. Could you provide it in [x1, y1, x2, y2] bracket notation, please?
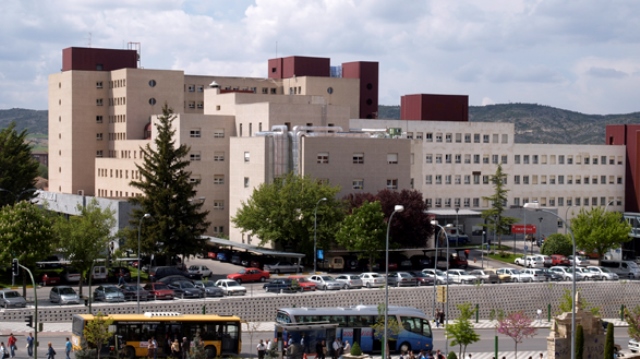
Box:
[204, 236, 305, 259]
[425, 209, 482, 216]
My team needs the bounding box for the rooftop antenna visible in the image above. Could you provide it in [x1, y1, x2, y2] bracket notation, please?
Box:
[275, 41, 278, 59]
[87, 32, 92, 48]
[128, 42, 142, 68]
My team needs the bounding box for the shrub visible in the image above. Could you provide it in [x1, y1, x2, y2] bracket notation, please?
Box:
[350, 342, 362, 356]
[447, 351, 458, 359]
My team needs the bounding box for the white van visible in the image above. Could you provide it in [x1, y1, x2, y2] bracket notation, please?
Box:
[91, 266, 108, 282]
[599, 260, 640, 279]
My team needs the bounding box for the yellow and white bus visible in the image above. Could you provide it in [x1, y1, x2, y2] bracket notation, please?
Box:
[71, 312, 242, 358]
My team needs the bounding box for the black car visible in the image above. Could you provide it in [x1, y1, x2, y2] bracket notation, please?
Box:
[166, 281, 204, 299]
[541, 268, 563, 281]
[119, 284, 150, 301]
[409, 271, 435, 286]
[149, 266, 197, 282]
[263, 279, 300, 293]
[409, 255, 431, 269]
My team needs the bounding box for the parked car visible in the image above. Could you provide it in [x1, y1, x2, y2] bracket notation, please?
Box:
[287, 276, 317, 291]
[94, 285, 126, 302]
[568, 266, 595, 280]
[119, 285, 150, 301]
[149, 266, 192, 282]
[0, 289, 27, 308]
[386, 272, 419, 287]
[535, 255, 552, 267]
[359, 272, 386, 288]
[409, 255, 431, 269]
[630, 338, 640, 353]
[41, 273, 61, 286]
[263, 261, 303, 274]
[188, 265, 212, 278]
[408, 271, 435, 286]
[422, 268, 454, 285]
[446, 269, 479, 284]
[263, 279, 300, 293]
[214, 279, 247, 296]
[549, 266, 584, 281]
[308, 275, 344, 290]
[193, 280, 225, 297]
[586, 266, 619, 281]
[49, 286, 80, 305]
[567, 255, 589, 266]
[540, 268, 564, 281]
[521, 268, 547, 282]
[61, 267, 81, 283]
[91, 266, 108, 282]
[227, 267, 270, 283]
[166, 281, 204, 299]
[143, 283, 175, 300]
[524, 255, 545, 268]
[468, 269, 500, 284]
[550, 254, 570, 266]
[496, 268, 534, 282]
[514, 257, 526, 266]
[334, 274, 364, 289]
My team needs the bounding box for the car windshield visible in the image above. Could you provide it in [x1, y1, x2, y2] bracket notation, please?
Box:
[59, 287, 75, 295]
[369, 274, 381, 278]
[154, 284, 169, 290]
[226, 281, 239, 287]
[200, 282, 215, 288]
[104, 287, 119, 293]
[599, 267, 612, 273]
[4, 291, 19, 298]
[123, 286, 139, 291]
[179, 282, 195, 288]
[321, 276, 335, 281]
[510, 269, 521, 275]
[237, 269, 247, 274]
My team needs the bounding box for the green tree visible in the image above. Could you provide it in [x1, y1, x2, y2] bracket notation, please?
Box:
[0, 201, 55, 296]
[481, 164, 518, 248]
[335, 201, 386, 269]
[54, 198, 115, 297]
[557, 289, 600, 316]
[126, 104, 210, 263]
[0, 122, 39, 208]
[571, 207, 631, 263]
[625, 305, 640, 346]
[576, 324, 584, 359]
[83, 312, 114, 359]
[371, 189, 433, 248]
[604, 322, 614, 359]
[445, 303, 480, 359]
[371, 303, 401, 358]
[232, 172, 344, 257]
[541, 233, 573, 256]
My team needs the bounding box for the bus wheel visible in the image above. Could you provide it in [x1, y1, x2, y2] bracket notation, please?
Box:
[124, 346, 136, 359]
[399, 342, 411, 353]
[205, 345, 217, 358]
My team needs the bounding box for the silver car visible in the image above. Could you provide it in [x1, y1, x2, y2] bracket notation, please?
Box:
[308, 275, 344, 290]
[0, 289, 27, 308]
[586, 266, 619, 281]
[334, 274, 363, 289]
[49, 286, 80, 305]
[387, 272, 418, 287]
[94, 285, 126, 302]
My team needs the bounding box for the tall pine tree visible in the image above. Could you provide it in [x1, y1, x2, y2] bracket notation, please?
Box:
[481, 163, 518, 248]
[126, 104, 210, 264]
[0, 122, 39, 207]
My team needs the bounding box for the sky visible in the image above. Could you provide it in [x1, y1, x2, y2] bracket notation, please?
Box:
[2, 0, 640, 115]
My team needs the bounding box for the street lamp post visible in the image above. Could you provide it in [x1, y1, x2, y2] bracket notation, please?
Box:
[137, 213, 151, 314]
[313, 197, 327, 274]
[564, 205, 574, 234]
[525, 202, 575, 359]
[384, 205, 404, 359]
[604, 199, 615, 213]
[431, 220, 450, 355]
[536, 217, 543, 255]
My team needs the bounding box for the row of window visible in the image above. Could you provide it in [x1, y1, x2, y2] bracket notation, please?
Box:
[425, 174, 624, 186]
[425, 197, 623, 208]
[189, 129, 225, 138]
[97, 168, 141, 180]
[425, 153, 623, 166]
[350, 179, 399, 190]
[187, 101, 204, 109]
[407, 132, 509, 144]
[317, 153, 398, 165]
[96, 150, 144, 159]
[97, 189, 141, 198]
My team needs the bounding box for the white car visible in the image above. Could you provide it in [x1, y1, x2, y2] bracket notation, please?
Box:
[521, 268, 547, 282]
[308, 275, 344, 290]
[334, 274, 364, 289]
[586, 266, 619, 281]
[514, 257, 526, 266]
[567, 255, 589, 266]
[535, 255, 552, 267]
[468, 269, 501, 284]
[188, 265, 212, 278]
[524, 255, 544, 268]
[422, 269, 454, 285]
[359, 272, 386, 288]
[573, 266, 599, 280]
[549, 266, 584, 281]
[630, 338, 640, 353]
[446, 269, 479, 284]
[214, 279, 247, 296]
[496, 268, 534, 282]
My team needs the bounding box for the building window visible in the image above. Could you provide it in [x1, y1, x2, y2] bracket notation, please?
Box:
[96, 150, 103, 158]
[473, 155, 480, 164]
[213, 175, 224, 185]
[514, 175, 520, 184]
[435, 155, 442, 164]
[425, 155, 432, 164]
[244, 177, 250, 188]
[455, 154, 461, 164]
[96, 116, 103, 124]
[426, 133, 433, 142]
[197, 85, 204, 92]
[483, 155, 489, 164]
[387, 179, 398, 190]
[464, 134, 471, 143]
[435, 133, 443, 142]
[515, 155, 520, 164]
[523, 176, 529, 185]
[455, 133, 462, 143]
[501, 155, 508, 164]
[464, 154, 471, 164]
[406, 132, 413, 139]
[464, 198, 470, 207]
[425, 175, 432, 185]
[190, 130, 201, 138]
[474, 134, 480, 143]
[482, 175, 490, 184]
[464, 175, 470, 184]
[353, 153, 364, 164]
[445, 133, 452, 143]
[473, 174, 480, 185]
[436, 175, 442, 185]
[445, 154, 452, 164]
[473, 198, 480, 207]
[387, 153, 398, 164]
[454, 175, 461, 184]
[188, 85, 196, 92]
[502, 134, 508, 143]
[416, 132, 423, 140]
[523, 155, 530, 164]
[244, 152, 250, 162]
[96, 133, 103, 141]
[214, 130, 224, 138]
[317, 152, 329, 164]
[558, 175, 564, 184]
[213, 201, 224, 210]
[353, 179, 364, 190]
[492, 155, 499, 164]
[96, 99, 103, 106]
[567, 156, 573, 165]
[483, 134, 490, 143]
[190, 153, 201, 161]
[445, 175, 452, 184]
[214, 152, 224, 162]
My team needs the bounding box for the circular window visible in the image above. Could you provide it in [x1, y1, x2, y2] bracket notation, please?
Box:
[366, 99, 373, 105]
[149, 98, 156, 105]
[149, 79, 157, 87]
[327, 87, 334, 94]
[366, 83, 373, 90]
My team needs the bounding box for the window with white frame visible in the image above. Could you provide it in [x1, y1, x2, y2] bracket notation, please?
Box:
[558, 197, 564, 206]
[473, 198, 480, 207]
[473, 174, 480, 184]
[454, 198, 461, 207]
[244, 177, 250, 188]
[444, 198, 452, 207]
[436, 133, 443, 142]
[483, 134, 490, 143]
[190, 129, 201, 138]
[386, 179, 398, 190]
[425, 175, 432, 185]
[214, 129, 225, 138]
[214, 152, 224, 162]
[455, 154, 461, 163]
[406, 132, 413, 139]
[464, 175, 470, 184]
[317, 152, 329, 164]
[473, 134, 480, 143]
[353, 153, 364, 164]
[502, 134, 508, 143]
[435, 198, 442, 207]
[523, 155, 530, 164]
[445, 154, 452, 163]
[473, 155, 480, 164]
[483, 155, 490, 164]
[523, 176, 529, 185]
[492, 155, 499, 164]
[514, 175, 520, 184]
[515, 155, 520, 164]
[426, 133, 433, 142]
[464, 134, 471, 143]
[435, 155, 442, 164]
[455, 175, 461, 184]
[425, 154, 433, 164]
[464, 198, 470, 207]
[445, 175, 452, 184]
[435, 175, 442, 185]
[353, 179, 364, 190]
[190, 153, 201, 161]
[244, 152, 250, 162]
[455, 133, 462, 143]
[416, 132, 423, 140]
[213, 175, 224, 184]
[426, 198, 432, 207]
[213, 200, 225, 210]
[96, 133, 103, 141]
[445, 133, 452, 143]
[464, 154, 471, 164]
[387, 153, 398, 164]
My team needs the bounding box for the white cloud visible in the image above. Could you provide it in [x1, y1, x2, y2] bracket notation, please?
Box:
[1, 0, 640, 114]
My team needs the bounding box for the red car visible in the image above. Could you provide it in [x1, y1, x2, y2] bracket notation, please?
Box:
[551, 254, 570, 266]
[287, 276, 317, 291]
[143, 282, 175, 300]
[226, 267, 270, 283]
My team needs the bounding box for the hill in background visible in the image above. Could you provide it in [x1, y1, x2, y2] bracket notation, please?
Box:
[3, 104, 640, 148]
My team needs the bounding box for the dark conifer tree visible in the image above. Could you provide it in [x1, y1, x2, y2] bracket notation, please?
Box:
[0, 122, 39, 207]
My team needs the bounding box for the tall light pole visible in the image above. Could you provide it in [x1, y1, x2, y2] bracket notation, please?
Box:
[313, 197, 327, 274]
[525, 202, 575, 359]
[455, 207, 460, 246]
[384, 205, 404, 359]
[604, 199, 615, 213]
[564, 204, 574, 234]
[535, 217, 543, 255]
[431, 220, 450, 355]
[137, 213, 151, 313]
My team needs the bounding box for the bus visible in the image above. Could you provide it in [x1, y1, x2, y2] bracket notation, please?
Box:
[71, 312, 242, 359]
[275, 305, 433, 354]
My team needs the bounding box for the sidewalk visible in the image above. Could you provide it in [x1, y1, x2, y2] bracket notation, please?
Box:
[0, 318, 629, 336]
